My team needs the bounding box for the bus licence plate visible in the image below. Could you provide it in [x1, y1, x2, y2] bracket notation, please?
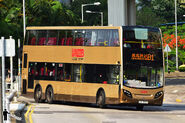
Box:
[138, 101, 148, 104]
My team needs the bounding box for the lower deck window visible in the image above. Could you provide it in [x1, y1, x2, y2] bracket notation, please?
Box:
[28, 62, 120, 84]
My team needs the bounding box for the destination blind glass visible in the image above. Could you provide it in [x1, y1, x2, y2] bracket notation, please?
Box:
[123, 26, 164, 88]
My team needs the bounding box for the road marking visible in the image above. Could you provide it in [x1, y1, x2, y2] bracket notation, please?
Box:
[29, 106, 35, 123]
[176, 99, 182, 103]
[24, 104, 35, 123]
[172, 90, 178, 93]
[25, 104, 32, 123]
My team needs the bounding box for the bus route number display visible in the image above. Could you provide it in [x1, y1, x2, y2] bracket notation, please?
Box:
[72, 49, 84, 61]
[131, 53, 154, 61]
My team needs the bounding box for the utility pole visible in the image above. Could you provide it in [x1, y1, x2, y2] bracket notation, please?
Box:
[175, 0, 178, 70]
[1, 37, 6, 123]
[0, 60, 2, 123]
[23, 0, 26, 37]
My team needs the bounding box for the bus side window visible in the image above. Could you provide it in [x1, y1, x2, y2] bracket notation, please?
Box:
[75, 37, 84, 46]
[72, 64, 84, 82]
[108, 66, 120, 84]
[37, 30, 47, 45]
[28, 63, 35, 76]
[35, 63, 40, 79]
[59, 38, 65, 45]
[27, 30, 37, 45]
[31, 37, 36, 45]
[38, 37, 46, 45]
[66, 37, 73, 46]
[84, 30, 92, 46]
[57, 63, 64, 81]
[44, 63, 55, 80]
[47, 37, 57, 45]
[64, 64, 71, 82]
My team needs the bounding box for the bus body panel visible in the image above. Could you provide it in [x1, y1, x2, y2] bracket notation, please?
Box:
[23, 46, 121, 65]
[25, 80, 120, 104]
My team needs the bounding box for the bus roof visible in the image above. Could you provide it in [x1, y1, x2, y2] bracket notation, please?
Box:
[26, 26, 121, 30]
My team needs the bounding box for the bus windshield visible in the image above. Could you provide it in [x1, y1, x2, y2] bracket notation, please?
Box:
[123, 26, 164, 88]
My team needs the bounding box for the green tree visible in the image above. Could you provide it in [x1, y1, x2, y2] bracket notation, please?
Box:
[136, 7, 166, 26]
[0, 0, 23, 39]
[151, 0, 185, 22]
[137, 0, 185, 26]
[26, 0, 80, 26]
[137, 0, 152, 8]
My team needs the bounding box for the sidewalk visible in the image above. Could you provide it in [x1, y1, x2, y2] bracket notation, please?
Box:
[165, 71, 185, 78]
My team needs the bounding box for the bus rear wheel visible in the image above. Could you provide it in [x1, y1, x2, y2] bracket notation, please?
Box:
[46, 87, 54, 104]
[34, 86, 42, 103]
[96, 91, 106, 108]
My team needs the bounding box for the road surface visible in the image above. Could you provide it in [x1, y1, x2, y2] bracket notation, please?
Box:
[20, 78, 185, 123]
[27, 101, 185, 123]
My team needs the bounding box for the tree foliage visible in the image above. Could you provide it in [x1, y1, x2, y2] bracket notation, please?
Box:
[137, 0, 185, 26]
[26, 0, 80, 26]
[162, 24, 185, 71]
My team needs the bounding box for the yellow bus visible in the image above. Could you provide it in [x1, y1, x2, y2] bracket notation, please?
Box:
[21, 26, 164, 110]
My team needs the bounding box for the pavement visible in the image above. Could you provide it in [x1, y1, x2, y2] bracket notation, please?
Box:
[165, 71, 185, 78]
[165, 71, 185, 103]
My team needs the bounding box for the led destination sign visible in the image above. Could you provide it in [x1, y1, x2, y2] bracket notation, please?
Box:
[131, 53, 154, 61]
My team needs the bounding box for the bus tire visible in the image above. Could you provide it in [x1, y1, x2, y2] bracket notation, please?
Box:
[34, 86, 42, 103]
[136, 105, 144, 111]
[96, 90, 106, 108]
[46, 86, 54, 104]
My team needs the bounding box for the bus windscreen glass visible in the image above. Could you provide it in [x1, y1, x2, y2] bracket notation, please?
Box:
[123, 27, 164, 88]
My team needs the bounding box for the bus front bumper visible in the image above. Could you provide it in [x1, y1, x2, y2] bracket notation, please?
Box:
[121, 87, 164, 106]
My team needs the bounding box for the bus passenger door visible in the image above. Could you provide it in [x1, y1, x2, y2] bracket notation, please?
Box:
[28, 62, 35, 89]
[22, 53, 28, 94]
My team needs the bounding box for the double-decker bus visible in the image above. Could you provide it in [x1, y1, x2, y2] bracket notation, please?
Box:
[21, 26, 164, 110]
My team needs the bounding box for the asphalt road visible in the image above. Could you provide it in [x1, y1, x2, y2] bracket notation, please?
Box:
[21, 79, 185, 123]
[29, 102, 185, 123]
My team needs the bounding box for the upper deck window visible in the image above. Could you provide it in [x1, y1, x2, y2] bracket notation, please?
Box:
[26, 30, 37, 45]
[25, 29, 120, 47]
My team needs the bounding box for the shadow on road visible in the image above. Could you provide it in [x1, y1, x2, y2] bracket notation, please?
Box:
[47, 100, 185, 113]
[165, 78, 185, 85]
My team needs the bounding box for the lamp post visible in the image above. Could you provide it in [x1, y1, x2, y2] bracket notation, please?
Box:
[81, 2, 101, 23]
[23, 0, 26, 37]
[86, 10, 103, 26]
[175, 0, 178, 71]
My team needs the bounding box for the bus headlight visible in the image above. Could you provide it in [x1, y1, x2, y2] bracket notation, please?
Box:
[154, 91, 163, 99]
[123, 89, 132, 98]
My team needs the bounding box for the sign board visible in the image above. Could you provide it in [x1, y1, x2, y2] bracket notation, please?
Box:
[164, 44, 171, 52]
[0, 38, 15, 57]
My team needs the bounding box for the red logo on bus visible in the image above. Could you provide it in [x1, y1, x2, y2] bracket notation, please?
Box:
[141, 90, 148, 94]
[72, 49, 84, 57]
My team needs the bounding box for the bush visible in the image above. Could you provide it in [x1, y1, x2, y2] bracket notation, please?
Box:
[179, 64, 185, 72]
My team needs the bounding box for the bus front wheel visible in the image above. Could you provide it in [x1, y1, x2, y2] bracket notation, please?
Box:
[96, 91, 106, 108]
[46, 87, 54, 104]
[34, 86, 42, 103]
